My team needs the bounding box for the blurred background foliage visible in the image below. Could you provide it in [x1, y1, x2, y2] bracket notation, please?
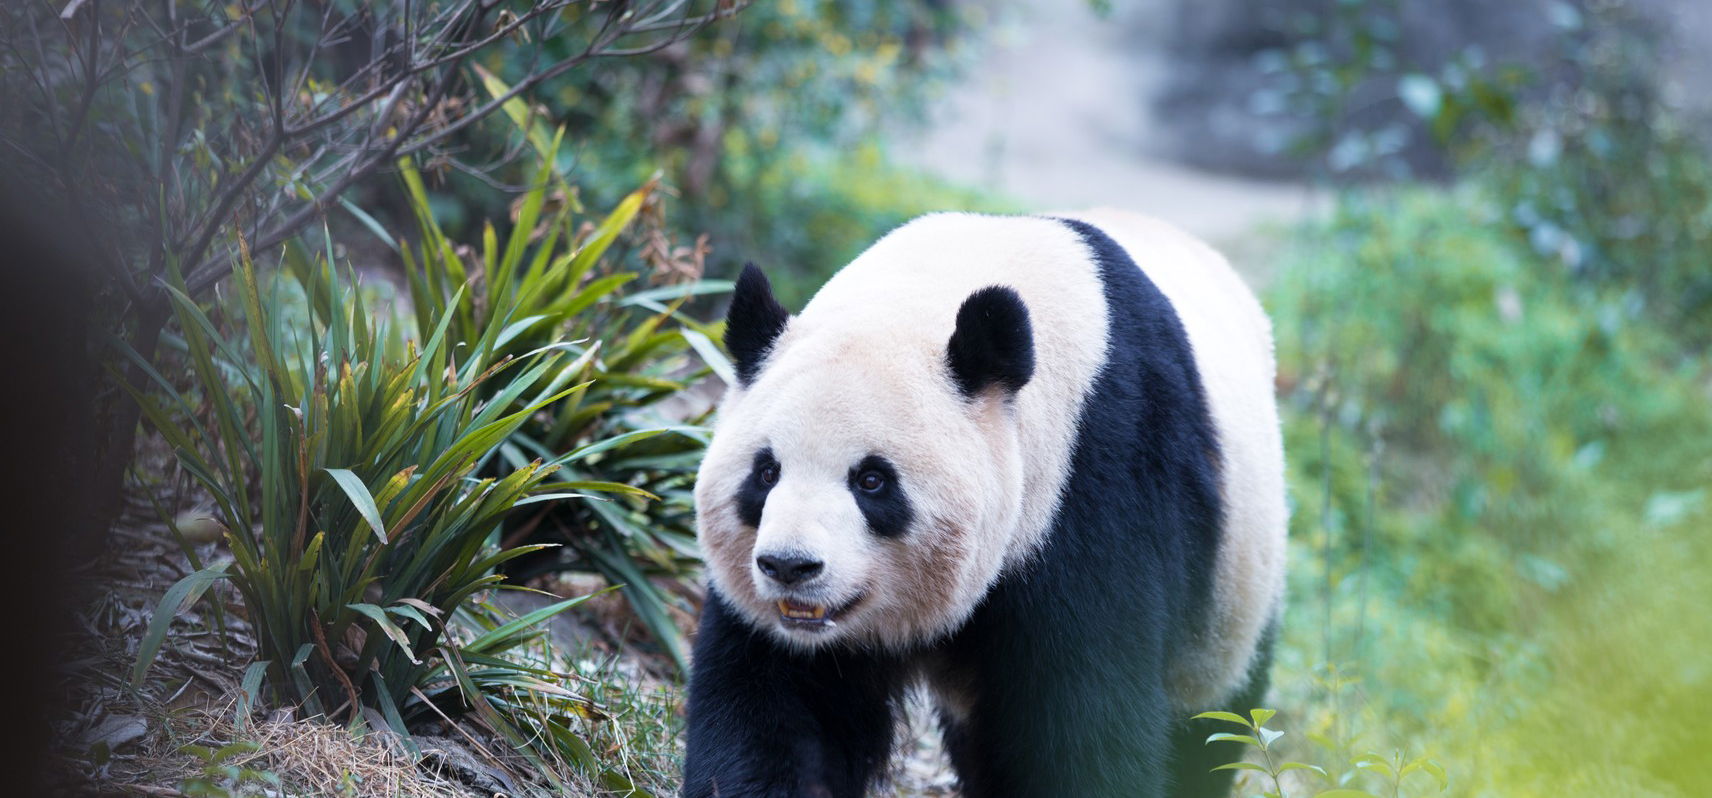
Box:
[427, 0, 1005, 307]
[1209, 1, 1712, 795]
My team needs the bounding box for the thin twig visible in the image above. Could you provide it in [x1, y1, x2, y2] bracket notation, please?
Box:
[310, 609, 362, 724]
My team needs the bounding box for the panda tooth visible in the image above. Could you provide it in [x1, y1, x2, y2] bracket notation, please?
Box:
[776, 599, 830, 621]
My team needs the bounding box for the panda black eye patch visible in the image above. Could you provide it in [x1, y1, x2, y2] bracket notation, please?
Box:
[848, 455, 912, 538]
[735, 448, 778, 528]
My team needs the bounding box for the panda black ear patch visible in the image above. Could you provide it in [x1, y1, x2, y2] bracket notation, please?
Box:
[946, 286, 1035, 398]
[725, 263, 790, 385]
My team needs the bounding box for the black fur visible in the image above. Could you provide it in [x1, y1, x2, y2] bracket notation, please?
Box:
[946, 285, 1036, 397]
[734, 448, 778, 529]
[683, 218, 1238, 798]
[681, 592, 904, 798]
[847, 454, 912, 538]
[726, 263, 791, 385]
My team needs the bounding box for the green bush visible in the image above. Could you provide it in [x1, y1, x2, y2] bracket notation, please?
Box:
[1257, 186, 1712, 797]
[120, 214, 685, 791]
[703, 141, 1015, 307]
[395, 126, 720, 669]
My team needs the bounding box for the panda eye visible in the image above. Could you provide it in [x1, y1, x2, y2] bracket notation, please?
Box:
[758, 462, 780, 487]
[856, 470, 886, 493]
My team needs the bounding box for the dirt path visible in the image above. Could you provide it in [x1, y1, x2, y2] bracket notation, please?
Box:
[894, 0, 1318, 285]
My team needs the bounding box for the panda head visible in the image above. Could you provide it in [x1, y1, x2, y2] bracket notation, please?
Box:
[695, 263, 1036, 650]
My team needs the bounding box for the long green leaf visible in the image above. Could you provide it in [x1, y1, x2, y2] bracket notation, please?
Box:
[326, 468, 388, 542]
[132, 564, 230, 686]
[463, 588, 616, 656]
[349, 602, 420, 664]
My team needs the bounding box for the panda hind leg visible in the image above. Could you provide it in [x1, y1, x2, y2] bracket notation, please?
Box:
[1167, 622, 1277, 798]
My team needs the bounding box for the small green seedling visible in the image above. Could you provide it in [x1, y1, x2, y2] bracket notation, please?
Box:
[178, 741, 280, 798]
[1193, 708, 1328, 798]
[1352, 750, 1448, 798]
[1194, 708, 1449, 798]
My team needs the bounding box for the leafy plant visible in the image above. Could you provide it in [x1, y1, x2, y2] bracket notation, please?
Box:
[1195, 708, 1444, 798]
[1192, 709, 1328, 798]
[1349, 751, 1449, 798]
[0, 1, 738, 547]
[468, 0, 975, 302]
[120, 235, 652, 787]
[179, 741, 279, 798]
[395, 87, 725, 670]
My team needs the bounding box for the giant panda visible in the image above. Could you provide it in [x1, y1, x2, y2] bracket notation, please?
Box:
[682, 209, 1287, 798]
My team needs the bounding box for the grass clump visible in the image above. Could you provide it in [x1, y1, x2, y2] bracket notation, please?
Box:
[396, 135, 716, 670]
[118, 160, 706, 791]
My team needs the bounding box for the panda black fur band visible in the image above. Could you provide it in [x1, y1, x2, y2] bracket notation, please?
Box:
[685, 211, 1287, 798]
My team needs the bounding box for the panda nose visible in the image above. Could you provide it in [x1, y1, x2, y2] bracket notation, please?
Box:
[756, 553, 824, 586]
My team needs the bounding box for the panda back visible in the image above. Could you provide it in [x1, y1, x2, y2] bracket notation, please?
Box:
[1061, 208, 1288, 709]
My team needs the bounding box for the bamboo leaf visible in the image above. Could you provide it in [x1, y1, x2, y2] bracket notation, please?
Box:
[463, 588, 616, 656]
[680, 327, 736, 385]
[235, 660, 270, 731]
[1212, 761, 1269, 773]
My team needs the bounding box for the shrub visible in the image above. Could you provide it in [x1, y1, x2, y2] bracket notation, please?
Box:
[395, 106, 722, 669]
[1265, 187, 1712, 797]
[120, 235, 661, 790]
[1193, 707, 1446, 798]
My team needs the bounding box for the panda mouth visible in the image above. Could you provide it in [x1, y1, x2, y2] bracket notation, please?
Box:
[775, 593, 864, 630]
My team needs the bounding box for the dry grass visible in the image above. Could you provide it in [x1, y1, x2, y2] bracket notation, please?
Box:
[105, 703, 485, 798]
[208, 713, 478, 797]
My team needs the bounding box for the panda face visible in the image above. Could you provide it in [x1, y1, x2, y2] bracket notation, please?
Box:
[694, 266, 1037, 650]
[697, 341, 1023, 649]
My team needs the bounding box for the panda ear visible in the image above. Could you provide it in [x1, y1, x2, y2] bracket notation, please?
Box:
[725, 262, 791, 385]
[946, 286, 1035, 398]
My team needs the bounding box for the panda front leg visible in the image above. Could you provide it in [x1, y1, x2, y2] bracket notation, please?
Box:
[933, 592, 1176, 798]
[938, 674, 1173, 798]
[682, 591, 902, 798]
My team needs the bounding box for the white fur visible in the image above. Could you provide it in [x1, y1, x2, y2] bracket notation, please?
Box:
[695, 211, 1286, 710]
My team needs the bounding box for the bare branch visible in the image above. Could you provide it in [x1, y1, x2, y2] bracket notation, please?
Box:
[5, 0, 750, 303]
